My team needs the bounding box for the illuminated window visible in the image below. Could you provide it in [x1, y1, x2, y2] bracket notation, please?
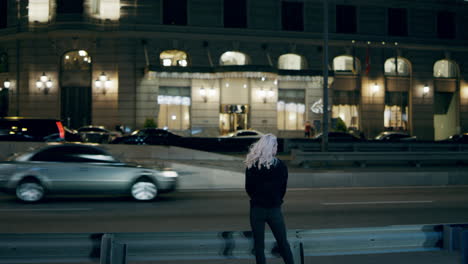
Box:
[160, 50, 188, 67]
[332, 90, 360, 130]
[277, 89, 305, 130]
[220, 51, 249, 66]
[384, 57, 410, 76]
[278, 54, 305, 70]
[158, 86, 191, 130]
[62, 50, 91, 71]
[90, 0, 120, 20]
[384, 92, 408, 131]
[333, 55, 359, 74]
[434, 60, 457, 78]
[28, 0, 50, 23]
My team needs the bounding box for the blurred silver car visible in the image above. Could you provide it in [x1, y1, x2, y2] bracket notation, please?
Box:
[0, 144, 178, 202]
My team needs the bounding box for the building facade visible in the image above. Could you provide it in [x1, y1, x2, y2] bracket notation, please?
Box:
[0, 0, 467, 140]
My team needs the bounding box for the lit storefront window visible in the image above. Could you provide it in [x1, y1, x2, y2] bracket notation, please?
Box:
[333, 55, 359, 74]
[278, 54, 305, 70]
[90, 0, 120, 20]
[63, 50, 91, 70]
[220, 51, 248, 65]
[384, 93, 408, 131]
[434, 60, 457, 78]
[160, 50, 188, 67]
[384, 57, 410, 76]
[277, 89, 305, 130]
[28, 0, 50, 23]
[158, 87, 191, 130]
[384, 57, 410, 131]
[332, 104, 359, 130]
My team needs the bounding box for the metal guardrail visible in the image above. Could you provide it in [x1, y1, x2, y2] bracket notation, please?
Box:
[283, 140, 468, 153]
[291, 150, 468, 167]
[1, 224, 467, 264]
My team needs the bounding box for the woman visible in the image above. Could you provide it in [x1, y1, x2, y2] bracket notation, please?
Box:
[244, 134, 294, 264]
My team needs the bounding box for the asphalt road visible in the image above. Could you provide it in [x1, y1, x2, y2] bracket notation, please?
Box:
[1, 186, 468, 233]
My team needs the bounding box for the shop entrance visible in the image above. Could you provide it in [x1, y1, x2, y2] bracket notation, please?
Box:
[219, 104, 249, 135]
[60, 50, 92, 128]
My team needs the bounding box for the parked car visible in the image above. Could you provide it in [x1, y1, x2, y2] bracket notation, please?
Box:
[77, 126, 111, 143]
[441, 133, 468, 143]
[110, 128, 181, 145]
[313, 132, 363, 142]
[0, 143, 178, 202]
[0, 117, 65, 142]
[374, 131, 417, 141]
[64, 127, 82, 142]
[220, 129, 264, 138]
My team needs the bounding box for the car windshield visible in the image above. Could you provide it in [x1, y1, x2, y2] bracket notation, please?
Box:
[13, 145, 121, 163]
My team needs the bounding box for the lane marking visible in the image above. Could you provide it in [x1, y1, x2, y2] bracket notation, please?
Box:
[0, 208, 92, 212]
[322, 200, 433, 206]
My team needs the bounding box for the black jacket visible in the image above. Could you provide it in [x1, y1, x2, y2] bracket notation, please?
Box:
[245, 158, 288, 208]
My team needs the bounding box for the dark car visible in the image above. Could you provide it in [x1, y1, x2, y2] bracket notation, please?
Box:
[110, 128, 181, 145]
[64, 127, 82, 142]
[313, 132, 363, 142]
[77, 126, 112, 144]
[0, 117, 65, 142]
[374, 132, 417, 141]
[442, 133, 468, 143]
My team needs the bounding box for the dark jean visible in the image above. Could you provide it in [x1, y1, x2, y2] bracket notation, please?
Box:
[249, 206, 294, 264]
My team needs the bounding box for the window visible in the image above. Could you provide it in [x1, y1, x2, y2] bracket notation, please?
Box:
[31, 145, 117, 163]
[434, 60, 457, 78]
[224, 0, 246, 28]
[437, 11, 456, 39]
[282, 1, 304, 31]
[333, 55, 359, 74]
[278, 54, 304, 70]
[336, 5, 356, 34]
[0, 0, 7, 28]
[277, 89, 305, 130]
[384, 57, 410, 76]
[56, 0, 84, 14]
[332, 90, 360, 130]
[163, 0, 187, 25]
[90, 0, 120, 20]
[220, 51, 248, 65]
[388, 8, 407, 36]
[0, 53, 8, 73]
[28, 0, 50, 23]
[384, 92, 408, 131]
[160, 50, 188, 67]
[158, 86, 191, 130]
[63, 50, 91, 71]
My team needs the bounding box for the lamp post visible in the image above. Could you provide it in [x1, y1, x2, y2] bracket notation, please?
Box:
[322, 0, 329, 152]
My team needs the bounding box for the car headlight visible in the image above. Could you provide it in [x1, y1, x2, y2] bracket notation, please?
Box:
[160, 171, 178, 178]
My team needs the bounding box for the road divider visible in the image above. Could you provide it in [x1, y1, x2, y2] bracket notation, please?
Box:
[2, 224, 467, 264]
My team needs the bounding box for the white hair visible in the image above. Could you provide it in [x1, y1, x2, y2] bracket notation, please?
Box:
[244, 133, 278, 169]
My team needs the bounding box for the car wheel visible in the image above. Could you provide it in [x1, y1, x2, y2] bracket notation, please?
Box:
[16, 180, 45, 202]
[130, 179, 158, 201]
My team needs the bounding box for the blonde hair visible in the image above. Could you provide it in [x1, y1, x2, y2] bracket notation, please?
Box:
[244, 133, 278, 169]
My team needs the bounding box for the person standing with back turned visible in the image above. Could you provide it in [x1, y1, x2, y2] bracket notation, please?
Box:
[244, 134, 294, 264]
